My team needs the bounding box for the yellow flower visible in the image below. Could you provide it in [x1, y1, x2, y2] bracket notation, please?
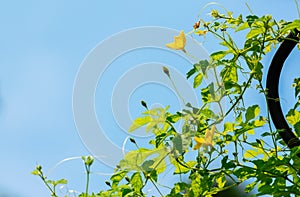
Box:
[193, 136, 205, 150]
[193, 125, 216, 150]
[166, 31, 186, 52]
[194, 30, 208, 36]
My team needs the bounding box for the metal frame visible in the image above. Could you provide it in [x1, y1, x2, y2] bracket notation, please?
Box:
[266, 30, 300, 149]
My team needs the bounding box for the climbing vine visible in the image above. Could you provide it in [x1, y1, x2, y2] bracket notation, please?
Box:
[33, 6, 300, 197]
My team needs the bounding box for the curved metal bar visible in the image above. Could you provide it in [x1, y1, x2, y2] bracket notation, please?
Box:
[266, 30, 300, 149]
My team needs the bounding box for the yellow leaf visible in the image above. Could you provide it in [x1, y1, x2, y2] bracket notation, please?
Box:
[244, 149, 258, 159]
[216, 174, 226, 189]
[286, 110, 300, 125]
[264, 44, 271, 53]
[166, 31, 186, 52]
[129, 116, 152, 132]
[244, 148, 267, 160]
[247, 129, 255, 135]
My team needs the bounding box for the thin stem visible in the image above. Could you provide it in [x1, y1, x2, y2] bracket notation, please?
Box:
[149, 177, 164, 197]
[85, 164, 90, 196]
[167, 75, 185, 105]
[258, 80, 278, 157]
[238, 164, 300, 189]
[212, 66, 222, 88]
[295, 0, 300, 18]
[224, 74, 253, 117]
[197, 2, 230, 18]
[141, 152, 170, 194]
[39, 173, 57, 197]
[245, 2, 254, 15]
[208, 29, 239, 55]
[234, 140, 239, 164]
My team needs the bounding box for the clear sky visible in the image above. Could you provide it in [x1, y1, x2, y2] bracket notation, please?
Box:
[0, 0, 300, 196]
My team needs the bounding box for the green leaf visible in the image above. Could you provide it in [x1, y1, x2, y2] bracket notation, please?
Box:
[173, 132, 192, 155]
[294, 122, 300, 136]
[293, 78, 300, 98]
[244, 148, 266, 160]
[245, 105, 260, 122]
[220, 65, 238, 88]
[286, 109, 300, 125]
[210, 51, 228, 61]
[221, 156, 236, 169]
[197, 60, 210, 74]
[235, 21, 249, 32]
[201, 83, 215, 103]
[193, 72, 203, 88]
[110, 170, 128, 187]
[166, 182, 190, 197]
[216, 174, 226, 189]
[188, 60, 209, 79]
[31, 169, 40, 176]
[130, 172, 143, 193]
[281, 19, 300, 33]
[224, 122, 234, 133]
[245, 181, 257, 193]
[155, 133, 167, 147]
[167, 113, 181, 123]
[170, 157, 196, 174]
[246, 27, 265, 39]
[186, 67, 197, 79]
[261, 132, 271, 137]
[148, 170, 158, 182]
[253, 116, 266, 127]
[55, 179, 67, 185]
[173, 134, 183, 155]
[141, 160, 155, 172]
[235, 112, 243, 125]
[119, 147, 168, 174]
[202, 108, 218, 120]
[129, 116, 152, 132]
[244, 149, 259, 159]
[246, 15, 259, 26]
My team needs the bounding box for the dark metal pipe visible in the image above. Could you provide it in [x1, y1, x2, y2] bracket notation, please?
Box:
[266, 30, 300, 149]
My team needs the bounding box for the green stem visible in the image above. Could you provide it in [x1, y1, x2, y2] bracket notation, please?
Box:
[224, 74, 253, 117]
[149, 177, 164, 197]
[168, 75, 185, 105]
[141, 152, 170, 194]
[295, 0, 300, 18]
[39, 174, 57, 197]
[208, 29, 239, 55]
[237, 164, 300, 189]
[258, 80, 278, 157]
[85, 165, 90, 196]
[234, 140, 239, 164]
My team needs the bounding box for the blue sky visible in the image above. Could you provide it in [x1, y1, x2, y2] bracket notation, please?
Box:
[0, 1, 300, 196]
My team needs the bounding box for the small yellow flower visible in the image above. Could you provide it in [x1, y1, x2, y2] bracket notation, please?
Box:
[193, 125, 216, 150]
[166, 31, 186, 52]
[194, 30, 208, 36]
[193, 136, 205, 150]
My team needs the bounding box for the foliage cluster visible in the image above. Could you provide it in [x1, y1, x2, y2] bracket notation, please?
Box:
[33, 8, 300, 197]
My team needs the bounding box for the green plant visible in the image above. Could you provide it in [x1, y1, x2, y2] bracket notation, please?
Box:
[33, 7, 300, 197]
